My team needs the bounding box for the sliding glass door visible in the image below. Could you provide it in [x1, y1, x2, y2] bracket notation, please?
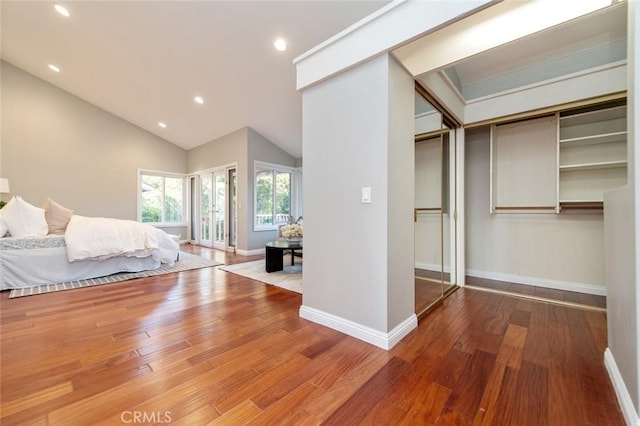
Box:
[200, 174, 213, 247]
[212, 171, 226, 250]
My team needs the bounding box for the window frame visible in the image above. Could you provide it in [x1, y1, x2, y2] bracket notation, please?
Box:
[137, 169, 187, 227]
[253, 161, 297, 231]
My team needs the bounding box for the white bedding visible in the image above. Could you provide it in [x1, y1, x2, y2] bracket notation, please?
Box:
[1, 243, 160, 289]
[65, 215, 178, 264]
[0, 217, 180, 290]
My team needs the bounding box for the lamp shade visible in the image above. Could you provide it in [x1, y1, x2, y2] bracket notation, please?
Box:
[0, 178, 10, 194]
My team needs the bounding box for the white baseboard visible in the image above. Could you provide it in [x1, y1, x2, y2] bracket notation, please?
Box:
[604, 348, 640, 426]
[299, 305, 417, 350]
[465, 268, 606, 296]
[236, 248, 265, 256]
[415, 261, 451, 273]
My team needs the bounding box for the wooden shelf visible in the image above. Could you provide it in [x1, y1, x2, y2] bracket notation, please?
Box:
[559, 201, 604, 212]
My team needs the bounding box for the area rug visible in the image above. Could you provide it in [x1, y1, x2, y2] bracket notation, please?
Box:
[8, 252, 222, 298]
[219, 254, 302, 294]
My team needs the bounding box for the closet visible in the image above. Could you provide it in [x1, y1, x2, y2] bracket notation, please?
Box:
[490, 99, 627, 213]
[559, 100, 627, 209]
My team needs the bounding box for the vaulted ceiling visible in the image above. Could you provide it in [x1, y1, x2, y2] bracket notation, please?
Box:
[1, 1, 389, 158]
[1, 1, 627, 158]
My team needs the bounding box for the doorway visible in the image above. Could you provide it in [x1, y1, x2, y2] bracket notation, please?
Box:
[190, 165, 237, 251]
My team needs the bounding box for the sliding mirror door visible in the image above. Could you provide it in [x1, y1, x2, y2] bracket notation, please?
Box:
[414, 91, 458, 317]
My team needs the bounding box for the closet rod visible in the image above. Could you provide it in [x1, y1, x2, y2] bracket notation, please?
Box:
[494, 206, 556, 211]
[414, 207, 442, 221]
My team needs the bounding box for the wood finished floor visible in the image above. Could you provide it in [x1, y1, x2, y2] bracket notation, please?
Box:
[1, 246, 624, 425]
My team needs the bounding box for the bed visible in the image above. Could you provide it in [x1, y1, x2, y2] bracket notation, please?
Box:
[0, 196, 180, 290]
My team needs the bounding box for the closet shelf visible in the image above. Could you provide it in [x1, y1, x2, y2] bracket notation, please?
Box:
[559, 131, 627, 147]
[559, 104, 626, 125]
[559, 161, 626, 171]
[559, 201, 604, 211]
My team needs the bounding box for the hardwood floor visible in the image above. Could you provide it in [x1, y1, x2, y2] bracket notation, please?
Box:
[1, 246, 624, 425]
[466, 275, 607, 309]
[414, 268, 456, 314]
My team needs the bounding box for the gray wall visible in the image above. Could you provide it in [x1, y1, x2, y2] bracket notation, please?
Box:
[0, 61, 295, 251]
[302, 54, 414, 333]
[1, 61, 188, 229]
[187, 126, 296, 252]
[465, 126, 606, 291]
[187, 127, 248, 173]
[187, 127, 249, 250]
[247, 127, 297, 250]
[386, 56, 415, 328]
[605, 0, 639, 415]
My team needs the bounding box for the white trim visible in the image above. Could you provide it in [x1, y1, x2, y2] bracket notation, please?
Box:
[235, 247, 265, 256]
[466, 61, 627, 104]
[294, 0, 493, 90]
[138, 168, 186, 178]
[393, 0, 616, 78]
[466, 268, 606, 296]
[455, 128, 466, 286]
[152, 223, 188, 229]
[439, 70, 466, 105]
[254, 161, 297, 232]
[299, 305, 417, 350]
[417, 71, 466, 123]
[604, 348, 640, 426]
[293, 0, 406, 65]
[464, 62, 627, 125]
[137, 169, 187, 226]
[254, 160, 297, 173]
[415, 261, 451, 273]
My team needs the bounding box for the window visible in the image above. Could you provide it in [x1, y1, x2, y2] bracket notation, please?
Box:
[139, 171, 186, 225]
[254, 162, 293, 230]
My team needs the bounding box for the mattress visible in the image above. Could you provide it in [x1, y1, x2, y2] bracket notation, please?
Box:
[0, 234, 161, 290]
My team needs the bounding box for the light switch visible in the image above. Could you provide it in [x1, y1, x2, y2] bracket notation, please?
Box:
[362, 187, 372, 204]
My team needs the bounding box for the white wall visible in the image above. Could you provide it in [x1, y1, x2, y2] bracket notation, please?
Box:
[603, 1, 640, 422]
[301, 53, 415, 341]
[465, 126, 606, 294]
[1, 61, 188, 229]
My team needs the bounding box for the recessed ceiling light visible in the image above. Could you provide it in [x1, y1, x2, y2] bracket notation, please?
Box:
[274, 38, 287, 52]
[158, 122, 167, 128]
[48, 64, 61, 73]
[194, 96, 204, 105]
[54, 4, 70, 17]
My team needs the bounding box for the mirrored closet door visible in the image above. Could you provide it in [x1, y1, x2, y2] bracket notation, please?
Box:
[414, 90, 458, 317]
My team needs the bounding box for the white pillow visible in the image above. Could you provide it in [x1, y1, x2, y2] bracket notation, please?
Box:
[1, 196, 49, 237]
[0, 216, 7, 238]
